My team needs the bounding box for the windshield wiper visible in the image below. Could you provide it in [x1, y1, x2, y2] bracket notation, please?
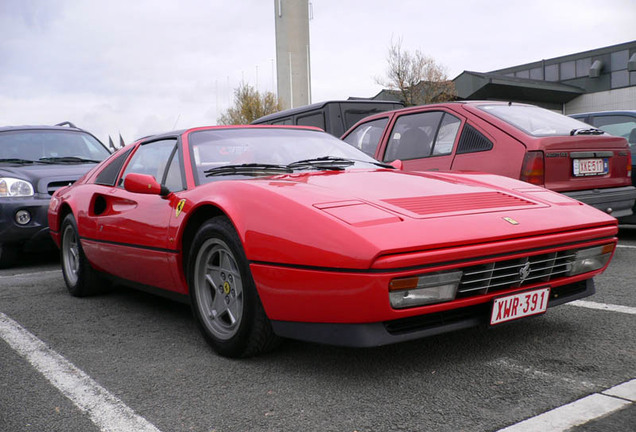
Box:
[570, 128, 605, 136]
[38, 156, 102, 163]
[0, 158, 36, 164]
[205, 163, 293, 177]
[287, 156, 356, 171]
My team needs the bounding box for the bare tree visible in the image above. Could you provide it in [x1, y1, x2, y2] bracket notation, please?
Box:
[217, 83, 282, 125]
[376, 38, 456, 106]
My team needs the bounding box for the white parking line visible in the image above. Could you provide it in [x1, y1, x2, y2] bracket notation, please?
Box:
[0, 312, 162, 432]
[616, 244, 636, 249]
[567, 300, 636, 315]
[497, 379, 635, 432]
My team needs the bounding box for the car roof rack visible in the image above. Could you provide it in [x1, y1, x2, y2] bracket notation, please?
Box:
[55, 121, 78, 128]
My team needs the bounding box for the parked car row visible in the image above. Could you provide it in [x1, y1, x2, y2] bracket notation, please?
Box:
[340, 101, 636, 222]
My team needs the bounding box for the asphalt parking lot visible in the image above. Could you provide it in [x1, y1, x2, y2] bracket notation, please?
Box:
[1, 228, 635, 432]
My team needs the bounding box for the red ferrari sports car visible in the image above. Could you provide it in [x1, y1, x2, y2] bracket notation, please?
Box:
[48, 126, 618, 357]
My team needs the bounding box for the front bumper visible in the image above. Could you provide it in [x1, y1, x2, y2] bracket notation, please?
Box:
[0, 196, 54, 251]
[562, 185, 636, 218]
[270, 279, 595, 347]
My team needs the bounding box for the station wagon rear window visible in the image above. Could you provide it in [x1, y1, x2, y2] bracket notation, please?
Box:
[478, 104, 595, 137]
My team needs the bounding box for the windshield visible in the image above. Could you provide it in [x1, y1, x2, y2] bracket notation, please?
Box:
[477, 104, 602, 137]
[188, 128, 383, 184]
[0, 130, 110, 162]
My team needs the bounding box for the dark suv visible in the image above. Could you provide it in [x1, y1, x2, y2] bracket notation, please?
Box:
[252, 100, 404, 137]
[0, 122, 111, 267]
[342, 101, 636, 219]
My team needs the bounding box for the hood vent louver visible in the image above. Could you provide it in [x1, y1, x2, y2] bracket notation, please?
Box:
[382, 192, 536, 216]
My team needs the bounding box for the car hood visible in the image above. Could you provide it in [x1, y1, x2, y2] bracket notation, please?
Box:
[0, 163, 97, 196]
[198, 169, 617, 269]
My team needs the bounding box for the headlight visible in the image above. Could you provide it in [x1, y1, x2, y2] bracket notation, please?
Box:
[389, 270, 463, 309]
[567, 244, 615, 276]
[0, 178, 34, 197]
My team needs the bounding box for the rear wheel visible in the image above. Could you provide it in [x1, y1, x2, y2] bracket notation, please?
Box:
[0, 244, 18, 269]
[60, 214, 109, 296]
[188, 216, 279, 358]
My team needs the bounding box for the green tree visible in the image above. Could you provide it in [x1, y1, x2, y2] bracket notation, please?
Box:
[217, 83, 282, 125]
[376, 38, 456, 106]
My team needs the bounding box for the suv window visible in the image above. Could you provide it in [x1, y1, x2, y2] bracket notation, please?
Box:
[343, 118, 389, 157]
[590, 115, 636, 144]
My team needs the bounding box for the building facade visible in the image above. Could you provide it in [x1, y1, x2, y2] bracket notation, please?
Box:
[454, 40, 636, 114]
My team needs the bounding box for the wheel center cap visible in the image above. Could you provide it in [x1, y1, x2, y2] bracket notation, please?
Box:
[223, 281, 231, 295]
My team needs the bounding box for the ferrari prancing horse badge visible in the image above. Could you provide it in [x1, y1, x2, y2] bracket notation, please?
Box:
[176, 199, 186, 218]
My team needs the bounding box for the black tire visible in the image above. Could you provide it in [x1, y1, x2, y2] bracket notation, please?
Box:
[187, 216, 280, 358]
[0, 244, 18, 269]
[60, 214, 109, 297]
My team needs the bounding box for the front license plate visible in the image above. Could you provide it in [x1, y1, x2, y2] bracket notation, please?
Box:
[490, 287, 550, 325]
[573, 158, 608, 176]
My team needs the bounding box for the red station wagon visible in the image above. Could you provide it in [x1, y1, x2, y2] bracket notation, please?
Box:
[342, 102, 636, 219]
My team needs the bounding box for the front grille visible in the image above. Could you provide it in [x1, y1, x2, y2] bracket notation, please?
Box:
[457, 250, 574, 297]
[384, 280, 590, 335]
[47, 180, 74, 195]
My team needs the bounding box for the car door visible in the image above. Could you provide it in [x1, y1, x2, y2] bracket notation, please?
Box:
[379, 110, 462, 171]
[90, 138, 186, 291]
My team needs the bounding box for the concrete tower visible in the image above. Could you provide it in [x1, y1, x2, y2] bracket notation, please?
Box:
[274, 0, 311, 110]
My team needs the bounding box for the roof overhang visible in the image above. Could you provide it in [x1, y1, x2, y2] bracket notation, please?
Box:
[454, 71, 584, 104]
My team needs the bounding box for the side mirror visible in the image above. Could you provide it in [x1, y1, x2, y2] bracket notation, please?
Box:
[123, 173, 169, 196]
[389, 159, 403, 170]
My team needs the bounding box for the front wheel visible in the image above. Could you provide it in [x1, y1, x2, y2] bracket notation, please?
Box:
[60, 214, 109, 296]
[188, 217, 279, 358]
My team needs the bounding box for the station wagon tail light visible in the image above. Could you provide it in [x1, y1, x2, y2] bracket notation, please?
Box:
[520, 151, 545, 186]
[567, 244, 615, 276]
[389, 270, 463, 309]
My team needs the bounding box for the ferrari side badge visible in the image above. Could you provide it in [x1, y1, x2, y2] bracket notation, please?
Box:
[176, 199, 186, 218]
[503, 216, 519, 225]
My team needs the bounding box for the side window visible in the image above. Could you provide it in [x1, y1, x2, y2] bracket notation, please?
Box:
[384, 111, 443, 161]
[342, 118, 389, 157]
[95, 148, 133, 186]
[162, 148, 185, 192]
[119, 139, 178, 186]
[297, 112, 325, 130]
[272, 118, 293, 125]
[431, 114, 461, 155]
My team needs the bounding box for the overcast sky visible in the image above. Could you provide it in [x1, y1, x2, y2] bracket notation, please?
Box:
[1, 0, 635, 145]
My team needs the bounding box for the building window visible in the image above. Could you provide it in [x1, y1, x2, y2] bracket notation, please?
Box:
[611, 70, 629, 88]
[560, 61, 576, 80]
[576, 58, 591, 77]
[611, 50, 629, 71]
[516, 70, 530, 79]
[545, 64, 559, 81]
[530, 67, 543, 80]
